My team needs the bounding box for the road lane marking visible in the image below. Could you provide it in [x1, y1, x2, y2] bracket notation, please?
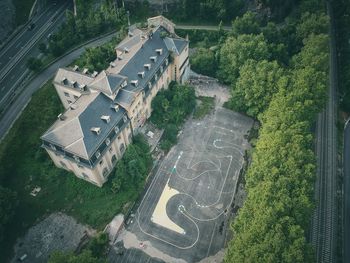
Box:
[14, 42, 22, 49]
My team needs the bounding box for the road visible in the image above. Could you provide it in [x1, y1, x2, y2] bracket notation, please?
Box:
[344, 121, 350, 263]
[0, 0, 68, 109]
[0, 32, 118, 141]
[310, 2, 338, 263]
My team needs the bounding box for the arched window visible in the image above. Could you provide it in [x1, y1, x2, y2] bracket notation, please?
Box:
[120, 143, 125, 153]
[111, 155, 117, 164]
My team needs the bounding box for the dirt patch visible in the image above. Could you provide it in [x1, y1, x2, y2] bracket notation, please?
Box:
[188, 71, 230, 107]
[11, 212, 96, 263]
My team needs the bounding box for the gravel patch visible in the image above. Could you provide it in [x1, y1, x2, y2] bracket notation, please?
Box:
[11, 212, 95, 263]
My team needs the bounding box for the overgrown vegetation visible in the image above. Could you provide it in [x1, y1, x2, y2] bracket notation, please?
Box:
[0, 81, 150, 262]
[150, 82, 196, 151]
[74, 35, 123, 72]
[49, 232, 109, 262]
[223, 1, 329, 262]
[47, 0, 127, 57]
[111, 135, 152, 194]
[193, 96, 215, 119]
[13, 0, 35, 26]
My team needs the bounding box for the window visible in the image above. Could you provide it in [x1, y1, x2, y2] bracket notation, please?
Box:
[74, 95, 79, 100]
[78, 164, 84, 169]
[64, 92, 70, 97]
[102, 167, 109, 178]
[73, 155, 80, 162]
[50, 144, 56, 150]
[120, 143, 125, 153]
[105, 138, 110, 146]
[111, 155, 117, 164]
[128, 133, 132, 142]
[82, 173, 89, 178]
[118, 135, 121, 140]
[99, 159, 104, 166]
[60, 161, 66, 168]
[67, 100, 72, 104]
[109, 147, 113, 153]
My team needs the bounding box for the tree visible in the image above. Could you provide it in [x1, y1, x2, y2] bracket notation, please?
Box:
[190, 48, 217, 77]
[230, 59, 285, 118]
[87, 233, 109, 258]
[218, 34, 270, 85]
[296, 12, 329, 41]
[26, 57, 43, 72]
[38, 43, 47, 54]
[231, 11, 261, 37]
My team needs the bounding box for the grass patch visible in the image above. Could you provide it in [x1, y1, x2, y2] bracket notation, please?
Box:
[0, 81, 146, 261]
[193, 96, 215, 119]
[13, 0, 35, 26]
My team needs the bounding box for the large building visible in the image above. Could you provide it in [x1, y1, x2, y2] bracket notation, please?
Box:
[41, 16, 190, 187]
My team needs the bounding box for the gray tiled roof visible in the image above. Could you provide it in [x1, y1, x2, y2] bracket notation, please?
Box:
[42, 24, 188, 161]
[54, 68, 95, 90]
[173, 38, 187, 54]
[114, 27, 170, 106]
[164, 37, 188, 55]
[41, 92, 126, 159]
[90, 70, 127, 96]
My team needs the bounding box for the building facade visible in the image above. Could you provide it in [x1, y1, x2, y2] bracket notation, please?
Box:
[41, 16, 190, 186]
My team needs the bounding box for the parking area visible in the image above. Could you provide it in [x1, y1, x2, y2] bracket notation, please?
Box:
[112, 107, 253, 263]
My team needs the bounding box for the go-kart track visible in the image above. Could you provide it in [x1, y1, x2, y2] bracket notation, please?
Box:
[114, 108, 253, 263]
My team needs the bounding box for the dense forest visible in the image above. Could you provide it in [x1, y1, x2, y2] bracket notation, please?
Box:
[219, 1, 329, 262]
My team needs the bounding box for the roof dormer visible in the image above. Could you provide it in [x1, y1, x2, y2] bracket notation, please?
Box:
[155, 48, 163, 55]
[130, 80, 138, 87]
[144, 64, 151, 70]
[138, 71, 145, 78]
[150, 56, 157, 63]
[91, 127, 101, 135]
[101, 115, 110, 123]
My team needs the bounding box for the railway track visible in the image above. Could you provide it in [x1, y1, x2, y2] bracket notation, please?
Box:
[310, 2, 338, 262]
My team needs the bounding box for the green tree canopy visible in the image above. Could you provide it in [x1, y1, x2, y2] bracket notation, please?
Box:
[231, 11, 261, 37]
[190, 48, 217, 77]
[218, 34, 270, 85]
[230, 59, 285, 118]
[296, 12, 329, 41]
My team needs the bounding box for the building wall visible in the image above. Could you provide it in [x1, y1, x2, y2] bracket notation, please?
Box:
[174, 43, 190, 83]
[45, 122, 132, 187]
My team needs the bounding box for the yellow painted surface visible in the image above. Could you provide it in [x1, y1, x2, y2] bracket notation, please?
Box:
[151, 179, 185, 234]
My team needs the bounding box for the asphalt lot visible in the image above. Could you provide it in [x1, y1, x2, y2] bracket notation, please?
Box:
[111, 107, 253, 263]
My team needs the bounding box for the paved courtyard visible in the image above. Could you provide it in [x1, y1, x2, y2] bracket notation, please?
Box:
[111, 107, 253, 263]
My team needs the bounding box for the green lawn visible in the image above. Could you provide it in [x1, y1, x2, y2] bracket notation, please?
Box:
[193, 96, 215, 119]
[13, 0, 36, 26]
[0, 81, 141, 261]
